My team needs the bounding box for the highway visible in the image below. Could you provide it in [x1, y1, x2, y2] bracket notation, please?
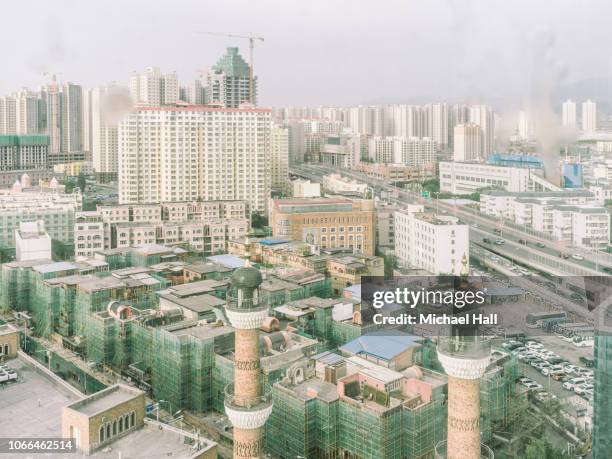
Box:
[291, 164, 611, 277]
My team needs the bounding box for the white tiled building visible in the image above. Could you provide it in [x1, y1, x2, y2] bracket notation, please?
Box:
[439, 161, 559, 195]
[480, 190, 610, 249]
[394, 205, 469, 275]
[118, 106, 271, 213]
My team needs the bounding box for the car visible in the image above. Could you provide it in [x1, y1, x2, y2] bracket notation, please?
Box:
[494, 239, 505, 245]
[525, 341, 543, 349]
[536, 242, 546, 248]
[524, 382, 544, 392]
[535, 391, 558, 402]
[570, 293, 585, 302]
[493, 228, 502, 235]
[563, 364, 580, 374]
[0, 371, 8, 383]
[518, 239, 527, 244]
[571, 254, 584, 261]
[580, 357, 594, 368]
[552, 372, 567, 381]
[483, 238, 492, 244]
[563, 378, 587, 391]
[517, 377, 532, 384]
[559, 253, 570, 259]
[574, 383, 594, 395]
[6, 370, 16, 381]
[604, 267, 612, 274]
[542, 365, 564, 376]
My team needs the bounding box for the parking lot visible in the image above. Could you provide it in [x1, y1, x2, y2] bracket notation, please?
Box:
[499, 332, 594, 405]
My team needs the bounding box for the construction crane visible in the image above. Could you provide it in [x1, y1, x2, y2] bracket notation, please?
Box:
[201, 32, 264, 105]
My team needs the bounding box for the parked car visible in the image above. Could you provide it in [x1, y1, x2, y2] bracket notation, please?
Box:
[524, 382, 544, 392]
[536, 242, 546, 248]
[483, 238, 492, 244]
[518, 239, 527, 244]
[0, 371, 8, 383]
[563, 377, 587, 391]
[580, 357, 594, 368]
[572, 254, 584, 261]
[552, 372, 567, 382]
[574, 383, 594, 395]
[494, 239, 505, 245]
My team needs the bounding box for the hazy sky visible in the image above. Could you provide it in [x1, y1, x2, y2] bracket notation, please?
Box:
[2, 0, 612, 107]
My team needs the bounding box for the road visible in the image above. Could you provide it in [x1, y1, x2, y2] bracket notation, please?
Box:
[291, 164, 610, 276]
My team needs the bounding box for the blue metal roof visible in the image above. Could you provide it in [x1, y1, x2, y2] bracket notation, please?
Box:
[259, 238, 290, 246]
[340, 331, 420, 361]
[312, 351, 345, 366]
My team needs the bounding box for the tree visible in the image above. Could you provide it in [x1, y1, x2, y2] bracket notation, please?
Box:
[521, 438, 571, 459]
[52, 240, 74, 261]
[251, 212, 268, 229]
[77, 172, 87, 192]
[383, 254, 397, 278]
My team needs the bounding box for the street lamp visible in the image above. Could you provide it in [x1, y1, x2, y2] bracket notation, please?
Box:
[156, 400, 173, 423]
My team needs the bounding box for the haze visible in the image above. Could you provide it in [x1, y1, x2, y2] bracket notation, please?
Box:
[2, 0, 612, 108]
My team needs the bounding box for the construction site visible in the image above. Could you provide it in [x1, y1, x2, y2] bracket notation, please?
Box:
[0, 248, 525, 459]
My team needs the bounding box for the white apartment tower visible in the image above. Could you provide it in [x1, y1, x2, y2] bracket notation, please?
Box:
[0, 96, 17, 134]
[562, 99, 577, 128]
[129, 67, 179, 106]
[469, 105, 494, 157]
[427, 103, 449, 150]
[582, 99, 597, 133]
[453, 123, 483, 162]
[270, 124, 289, 193]
[41, 78, 83, 157]
[118, 106, 272, 213]
[90, 84, 131, 174]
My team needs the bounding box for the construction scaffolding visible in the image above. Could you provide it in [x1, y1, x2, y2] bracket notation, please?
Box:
[402, 397, 447, 459]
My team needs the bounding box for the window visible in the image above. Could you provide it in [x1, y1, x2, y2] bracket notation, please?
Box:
[130, 412, 135, 427]
[100, 426, 105, 443]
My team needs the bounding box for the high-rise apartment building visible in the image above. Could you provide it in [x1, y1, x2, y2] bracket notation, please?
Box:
[15, 89, 45, 134]
[129, 67, 179, 106]
[517, 110, 533, 141]
[41, 78, 84, 161]
[206, 48, 255, 108]
[427, 103, 449, 150]
[453, 123, 483, 162]
[468, 105, 495, 157]
[393, 105, 422, 138]
[0, 96, 17, 134]
[582, 99, 597, 133]
[562, 99, 577, 128]
[270, 124, 289, 193]
[89, 84, 131, 174]
[118, 106, 271, 213]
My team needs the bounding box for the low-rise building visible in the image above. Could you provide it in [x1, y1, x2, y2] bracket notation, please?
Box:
[15, 220, 51, 261]
[0, 177, 81, 247]
[62, 384, 145, 454]
[292, 179, 321, 198]
[74, 212, 105, 259]
[326, 255, 384, 295]
[0, 323, 20, 359]
[322, 173, 369, 197]
[395, 206, 469, 274]
[269, 197, 376, 256]
[439, 161, 559, 194]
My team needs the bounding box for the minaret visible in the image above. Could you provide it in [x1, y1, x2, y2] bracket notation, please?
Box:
[436, 254, 493, 459]
[224, 259, 272, 458]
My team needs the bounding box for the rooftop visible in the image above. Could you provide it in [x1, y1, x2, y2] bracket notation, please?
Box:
[340, 331, 421, 361]
[66, 384, 143, 417]
[160, 292, 226, 313]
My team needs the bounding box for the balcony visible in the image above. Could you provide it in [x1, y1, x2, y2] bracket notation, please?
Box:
[224, 383, 273, 430]
[437, 336, 491, 360]
[435, 440, 494, 459]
